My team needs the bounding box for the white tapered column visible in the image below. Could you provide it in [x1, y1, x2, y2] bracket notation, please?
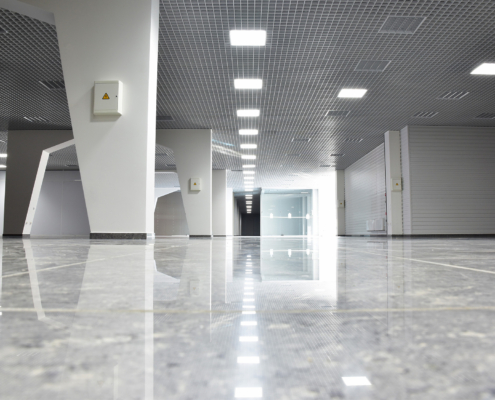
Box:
[384, 130, 403, 235]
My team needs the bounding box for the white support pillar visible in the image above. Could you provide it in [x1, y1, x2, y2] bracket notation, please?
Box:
[226, 188, 234, 236]
[29, 0, 160, 239]
[384, 130, 403, 235]
[156, 129, 212, 237]
[212, 170, 228, 236]
[336, 170, 345, 236]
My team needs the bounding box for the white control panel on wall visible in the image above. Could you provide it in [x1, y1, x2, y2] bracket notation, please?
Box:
[190, 178, 201, 191]
[391, 178, 402, 192]
[94, 80, 123, 116]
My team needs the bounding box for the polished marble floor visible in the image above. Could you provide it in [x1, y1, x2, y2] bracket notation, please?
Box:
[1, 236, 495, 399]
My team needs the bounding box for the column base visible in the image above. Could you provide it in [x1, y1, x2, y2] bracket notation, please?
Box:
[90, 233, 155, 240]
[189, 235, 213, 238]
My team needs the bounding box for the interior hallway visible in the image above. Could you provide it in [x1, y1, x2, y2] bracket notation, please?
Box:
[1, 236, 494, 399]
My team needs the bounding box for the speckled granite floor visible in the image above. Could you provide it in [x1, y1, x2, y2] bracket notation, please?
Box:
[2, 236, 495, 399]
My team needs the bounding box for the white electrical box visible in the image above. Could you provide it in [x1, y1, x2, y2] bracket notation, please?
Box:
[391, 178, 402, 192]
[94, 80, 123, 116]
[338, 200, 345, 208]
[367, 218, 385, 231]
[190, 178, 201, 191]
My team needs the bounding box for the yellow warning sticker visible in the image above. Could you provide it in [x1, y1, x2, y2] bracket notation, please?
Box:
[102, 93, 110, 100]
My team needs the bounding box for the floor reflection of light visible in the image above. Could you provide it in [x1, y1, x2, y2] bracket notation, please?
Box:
[242, 311, 256, 315]
[243, 305, 255, 309]
[244, 292, 254, 295]
[241, 321, 257, 326]
[235, 387, 262, 398]
[270, 249, 273, 256]
[342, 377, 371, 386]
[243, 298, 255, 302]
[245, 278, 253, 281]
[288, 249, 292, 257]
[237, 357, 260, 364]
[239, 336, 258, 342]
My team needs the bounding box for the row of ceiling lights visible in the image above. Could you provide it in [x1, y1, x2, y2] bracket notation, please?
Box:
[231, 30, 370, 212]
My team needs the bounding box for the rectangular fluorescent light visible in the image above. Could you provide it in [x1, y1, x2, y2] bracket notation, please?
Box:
[0, 154, 7, 158]
[338, 88, 367, 98]
[239, 129, 258, 135]
[235, 79, 262, 89]
[471, 63, 495, 75]
[241, 321, 257, 326]
[230, 30, 266, 46]
[239, 336, 258, 342]
[237, 109, 260, 117]
[242, 155, 256, 159]
[246, 201, 252, 204]
[245, 189, 253, 192]
[240, 144, 257, 149]
[237, 356, 260, 364]
[0, 165, 6, 168]
[235, 387, 262, 398]
[342, 377, 371, 386]
[244, 176, 255, 180]
[244, 298, 254, 302]
[243, 170, 255, 174]
[243, 164, 255, 168]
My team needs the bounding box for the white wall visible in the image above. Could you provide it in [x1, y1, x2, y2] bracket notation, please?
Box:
[31, 171, 90, 237]
[345, 144, 386, 235]
[401, 125, 495, 234]
[233, 198, 241, 235]
[0, 171, 6, 236]
[212, 170, 227, 236]
[156, 129, 212, 236]
[226, 188, 233, 236]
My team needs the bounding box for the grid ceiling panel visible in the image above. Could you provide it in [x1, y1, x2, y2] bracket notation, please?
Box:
[1, 1, 495, 191]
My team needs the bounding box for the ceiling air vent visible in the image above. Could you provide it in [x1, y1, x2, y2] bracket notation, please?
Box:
[231, 169, 242, 172]
[412, 111, 438, 118]
[320, 165, 333, 168]
[379, 16, 425, 34]
[355, 60, 390, 72]
[65, 164, 78, 167]
[330, 153, 344, 157]
[344, 138, 363, 143]
[437, 91, 469, 100]
[39, 80, 65, 90]
[326, 110, 349, 117]
[24, 116, 50, 123]
[292, 138, 311, 143]
[155, 152, 168, 156]
[475, 113, 495, 119]
[157, 115, 174, 121]
[166, 164, 177, 167]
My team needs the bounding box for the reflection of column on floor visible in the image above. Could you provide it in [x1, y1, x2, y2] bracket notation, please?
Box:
[387, 239, 406, 334]
[212, 239, 227, 307]
[337, 240, 348, 308]
[62, 244, 153, 399]
[317, 237, 338, 304]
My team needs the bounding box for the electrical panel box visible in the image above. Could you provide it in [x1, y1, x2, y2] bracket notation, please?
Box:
[190, 178, 201, 191]
[367, 218, 385, 231]
[391, 178, 402, 192]
[94, 80, 122, 116]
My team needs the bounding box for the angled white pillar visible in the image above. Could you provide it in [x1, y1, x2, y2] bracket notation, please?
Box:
[26, 0, 160, 238]
[156, 129, 212, 237]
[212, 170, 228, 236]
[336, 170, 345, 236]
[384, 130, 403, 235]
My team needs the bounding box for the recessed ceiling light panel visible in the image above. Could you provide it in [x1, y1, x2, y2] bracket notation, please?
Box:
[338, 89, 367, 98]
[471, 63, 495, 75]
[230, 30, 266, 46]
[379, 16, 425, 34]
[243, 164, 255, 168]
[234, 79, 262, 89]
[237, 109, 260, 117]
[240, 144, 257, 149]
[239, 129, 258, 135]
[241, 155, 256, 159]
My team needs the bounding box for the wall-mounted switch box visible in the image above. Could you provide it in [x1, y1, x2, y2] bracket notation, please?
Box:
[94, 80, 122, 116]
[338, 200, 345, 208]
[190, 178, 201, 191]
[391, 178, 402, 192]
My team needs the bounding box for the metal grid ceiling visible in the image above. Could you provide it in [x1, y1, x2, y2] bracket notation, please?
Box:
[2, 1, 495, 190]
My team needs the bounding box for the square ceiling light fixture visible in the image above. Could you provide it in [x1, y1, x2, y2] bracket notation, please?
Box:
[230, 30, 266, 46]
[237, 109, 260, 117]
[471, 63, 495, 75]
[242, 155, 256, 159]
[338, 89, 367, 98]
[235, 79, 262, 89]
[240, 144, 257, 149]
[239, 129, 258, 135]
